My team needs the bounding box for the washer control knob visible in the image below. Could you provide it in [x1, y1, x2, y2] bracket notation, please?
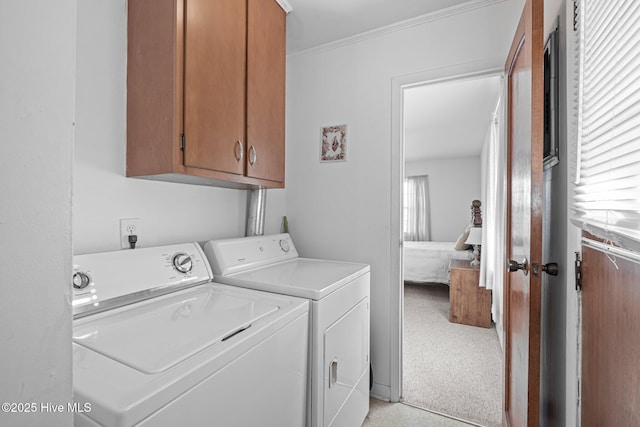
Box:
[73, 272, 91, 289]
[172, 253, 193, 273]
[279, 239, 290, 252]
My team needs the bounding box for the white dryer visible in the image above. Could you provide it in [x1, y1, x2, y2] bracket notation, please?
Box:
[204, 233, 370, 427]
[72, 243, 309, 427]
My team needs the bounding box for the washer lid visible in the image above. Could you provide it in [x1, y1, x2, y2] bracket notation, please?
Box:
[73, 284, 279, 374]
[219, 258, 370, 300]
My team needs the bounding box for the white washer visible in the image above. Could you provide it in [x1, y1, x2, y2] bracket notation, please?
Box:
[72, 243, 309, 427]
[204, 233, 370, 427]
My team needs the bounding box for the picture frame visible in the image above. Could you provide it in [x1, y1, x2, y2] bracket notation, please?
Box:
[543, 21, 559, 169]
[320, 124, 347, 162]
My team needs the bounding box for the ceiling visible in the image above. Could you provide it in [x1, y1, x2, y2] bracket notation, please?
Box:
[404, 75, 502, 162]
[285, 0, 473, 54]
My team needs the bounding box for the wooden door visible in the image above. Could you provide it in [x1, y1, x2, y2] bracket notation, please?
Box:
[183, 0, 246, 175]
[503, 0, 544, 425]
[581, 238, 640, 426]
[246, 0, 286, 183]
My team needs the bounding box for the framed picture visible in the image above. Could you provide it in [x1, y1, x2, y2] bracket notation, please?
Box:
[543, 22, 559, 169]
[320, 124, 347, 162]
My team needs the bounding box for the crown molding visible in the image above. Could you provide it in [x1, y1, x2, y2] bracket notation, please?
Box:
[288, 0, 506, 57]
[276, 0, 293, 14]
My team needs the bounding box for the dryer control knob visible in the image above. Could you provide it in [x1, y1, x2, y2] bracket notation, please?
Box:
[279, 239, 290, 252]
[172, 253, 193, 273]
[73, 272, 91, 289]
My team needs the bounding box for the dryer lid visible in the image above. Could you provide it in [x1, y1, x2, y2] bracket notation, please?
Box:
[72, 284, 279, 374]
[219, 258, 370, 300]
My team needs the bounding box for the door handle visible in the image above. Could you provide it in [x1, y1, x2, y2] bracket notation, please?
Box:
[329, 358, 338, 388]
[542, 262, 559, 276]
[249, 145, 257, 166]
[235, 140, 243, 163]
[507, 258, 529, 275]
[530, 262, 560, 276]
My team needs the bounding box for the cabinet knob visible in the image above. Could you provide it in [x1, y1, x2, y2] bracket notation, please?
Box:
[235, 140, 243, 163]
[249, 145, 257, 166]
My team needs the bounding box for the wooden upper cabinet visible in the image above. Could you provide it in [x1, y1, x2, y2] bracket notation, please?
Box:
[183, 0, 246, 176]
[127, 0, 286, 189]
[246, 0, 286, 183]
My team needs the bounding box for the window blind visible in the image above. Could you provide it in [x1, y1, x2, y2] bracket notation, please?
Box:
[573, 0, 640, 252]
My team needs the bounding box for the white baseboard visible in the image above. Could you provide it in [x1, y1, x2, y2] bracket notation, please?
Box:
[370, 383, 391, 401]
[496, 320, 504, 349]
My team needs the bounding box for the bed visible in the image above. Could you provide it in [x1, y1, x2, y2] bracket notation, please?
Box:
[403, 241, 474, 284]
[403, 200, 481, 284]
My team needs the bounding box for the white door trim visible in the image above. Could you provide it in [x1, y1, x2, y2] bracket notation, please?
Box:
[389, 60, 505, 402]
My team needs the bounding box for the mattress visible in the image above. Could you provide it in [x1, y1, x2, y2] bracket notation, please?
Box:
[403, 241, 474, 284]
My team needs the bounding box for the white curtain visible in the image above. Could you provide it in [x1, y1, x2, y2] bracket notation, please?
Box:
[404, 175, 431, 241]
[479, 84, 507, 335]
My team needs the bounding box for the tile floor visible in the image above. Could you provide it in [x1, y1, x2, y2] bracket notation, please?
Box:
[362, 398, 483, 427]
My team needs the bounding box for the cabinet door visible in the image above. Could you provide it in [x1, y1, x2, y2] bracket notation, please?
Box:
[246, 0, 286, 183]
[183, 0, 246, 175]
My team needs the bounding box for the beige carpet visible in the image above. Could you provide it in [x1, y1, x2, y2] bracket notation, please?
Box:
[403, 283, 503, 427]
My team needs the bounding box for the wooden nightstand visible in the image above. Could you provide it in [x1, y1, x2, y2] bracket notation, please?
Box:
[449, 259, 492, 328]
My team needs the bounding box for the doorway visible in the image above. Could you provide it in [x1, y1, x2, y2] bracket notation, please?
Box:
[390, 67, 505, 426]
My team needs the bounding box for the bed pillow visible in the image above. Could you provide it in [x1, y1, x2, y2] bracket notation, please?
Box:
[454, 226, 472, 250]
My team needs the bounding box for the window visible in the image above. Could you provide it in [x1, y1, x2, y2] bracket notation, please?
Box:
[403, 179, 410, 234]
[573, 0, 640, 253]
[403, 175, 431, 241]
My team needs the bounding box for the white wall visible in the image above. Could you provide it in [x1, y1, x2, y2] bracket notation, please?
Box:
[405, 156, 481, 241]
[541, 1, 568, 424]
[286, 0, 525, 399]
[72, 0, 582, 423]
[0, 1, 75, 426]
[550, 0, 581, 425]
[0, 0, 579, 424]
[73, 0, 286, 255]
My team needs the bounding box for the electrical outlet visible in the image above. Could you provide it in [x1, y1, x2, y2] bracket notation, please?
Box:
[120, 218, 142, 249]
